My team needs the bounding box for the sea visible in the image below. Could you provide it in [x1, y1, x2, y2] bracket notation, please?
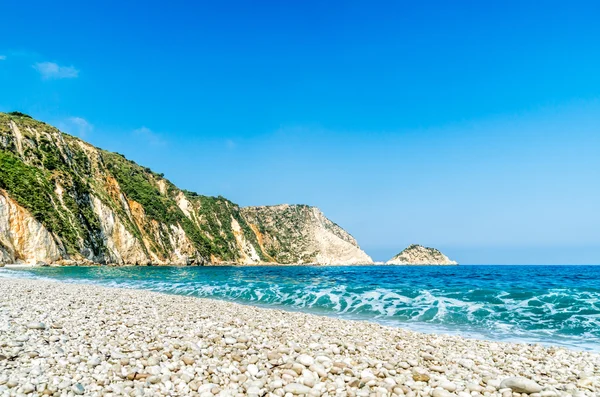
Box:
[1, 265, 599, 352]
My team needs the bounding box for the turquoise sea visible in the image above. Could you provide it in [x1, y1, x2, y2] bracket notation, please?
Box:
[2, 265, 599, 351]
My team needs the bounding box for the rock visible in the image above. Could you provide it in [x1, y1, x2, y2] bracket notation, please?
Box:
[458, 359, 474, 369]
[247, 364, 259, 377]
[432, 389, 454, 397]
[412, 368, 430, 382]
[148, 376, 161, 384]
[72, 383, 85, 395]
[383, 377, 396, 387]
[68, 356, 81, 364]
[360, 368, 376, 380]
[302, 376, 315, 388]
[22, 383, 35, 394]
[296, 354, 315, 367]
[270, 380, 283, 389]
[500, 377, 543, 394]
[147, 356, 160, 366]
[467, 383, 483, 392]
[88, 357, 101, 366]
[182, 355, 195, 365]
[284, 383, 312, 395]
[197, 383, 218, 394]
[440, 381, 457, 392]
[26, 322, 46, 330]
[180, 372, 193, 382]
[231, 352, 243, 362]
[398, 361, 410, 369]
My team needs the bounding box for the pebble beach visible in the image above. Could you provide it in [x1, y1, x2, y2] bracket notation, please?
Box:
[0, 278, 598, 397]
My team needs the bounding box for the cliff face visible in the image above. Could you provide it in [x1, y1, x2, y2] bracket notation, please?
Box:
[241, 205, 373, 265]
[386, 244, 457, 265]
[0, 189, 61, 264]
[0, 112, 371, 266]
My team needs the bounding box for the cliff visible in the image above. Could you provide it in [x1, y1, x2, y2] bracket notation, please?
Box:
[386, 244, 457, 265]
[0, 112, 372, 266]
[241, 204, 373, 265]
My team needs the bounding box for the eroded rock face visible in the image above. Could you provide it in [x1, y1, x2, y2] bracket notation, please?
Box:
[88, 195, 148, 265]
[386, 244, 457, 265]
[240, 205, 373, 265]
[0, 113, 369, 266]
[0, 189, 61, 264]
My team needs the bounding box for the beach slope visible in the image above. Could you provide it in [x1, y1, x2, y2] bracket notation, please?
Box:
[0, 278, 598, 396]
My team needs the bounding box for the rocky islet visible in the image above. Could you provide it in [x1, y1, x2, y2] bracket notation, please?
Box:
[386, 245, 457, 266]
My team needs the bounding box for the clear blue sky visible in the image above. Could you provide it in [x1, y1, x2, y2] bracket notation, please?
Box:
[1, 1, 599, 264]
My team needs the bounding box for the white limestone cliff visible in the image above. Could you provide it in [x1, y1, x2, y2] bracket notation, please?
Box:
[241, 204, 373, 265]
[0, 189, 61, 264]
[0, 113, 373, 266]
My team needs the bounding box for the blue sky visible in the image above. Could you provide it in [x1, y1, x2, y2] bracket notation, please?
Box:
[1, 1, 599, 263]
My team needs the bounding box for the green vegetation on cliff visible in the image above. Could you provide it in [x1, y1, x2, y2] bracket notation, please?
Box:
[7, 111, 32, 119]
[0, 112, 369, 265]
[102, 151, 264, 261]
[0, 151, 63, 232]
[183, 192, 267, 262]
[0, 150, 103, 256]
[0, 112, 273, 264]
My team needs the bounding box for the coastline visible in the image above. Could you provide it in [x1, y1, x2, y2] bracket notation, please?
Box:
[0, 261, 457, 268]
[1, 278, 598, 396]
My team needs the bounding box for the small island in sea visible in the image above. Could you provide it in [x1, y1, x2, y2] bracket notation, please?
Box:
[386, 245, 458, 266]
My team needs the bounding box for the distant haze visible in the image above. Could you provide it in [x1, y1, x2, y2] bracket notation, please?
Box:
[1, 2, 599, 263]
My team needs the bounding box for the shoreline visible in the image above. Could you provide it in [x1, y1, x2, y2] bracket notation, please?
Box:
[1, 278, 598, 396]
[1, 266, 595, 354]
[1, 261, 458, 268]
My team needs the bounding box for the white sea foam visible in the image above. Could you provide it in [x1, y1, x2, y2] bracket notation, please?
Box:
[2, 266, 600, 351]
